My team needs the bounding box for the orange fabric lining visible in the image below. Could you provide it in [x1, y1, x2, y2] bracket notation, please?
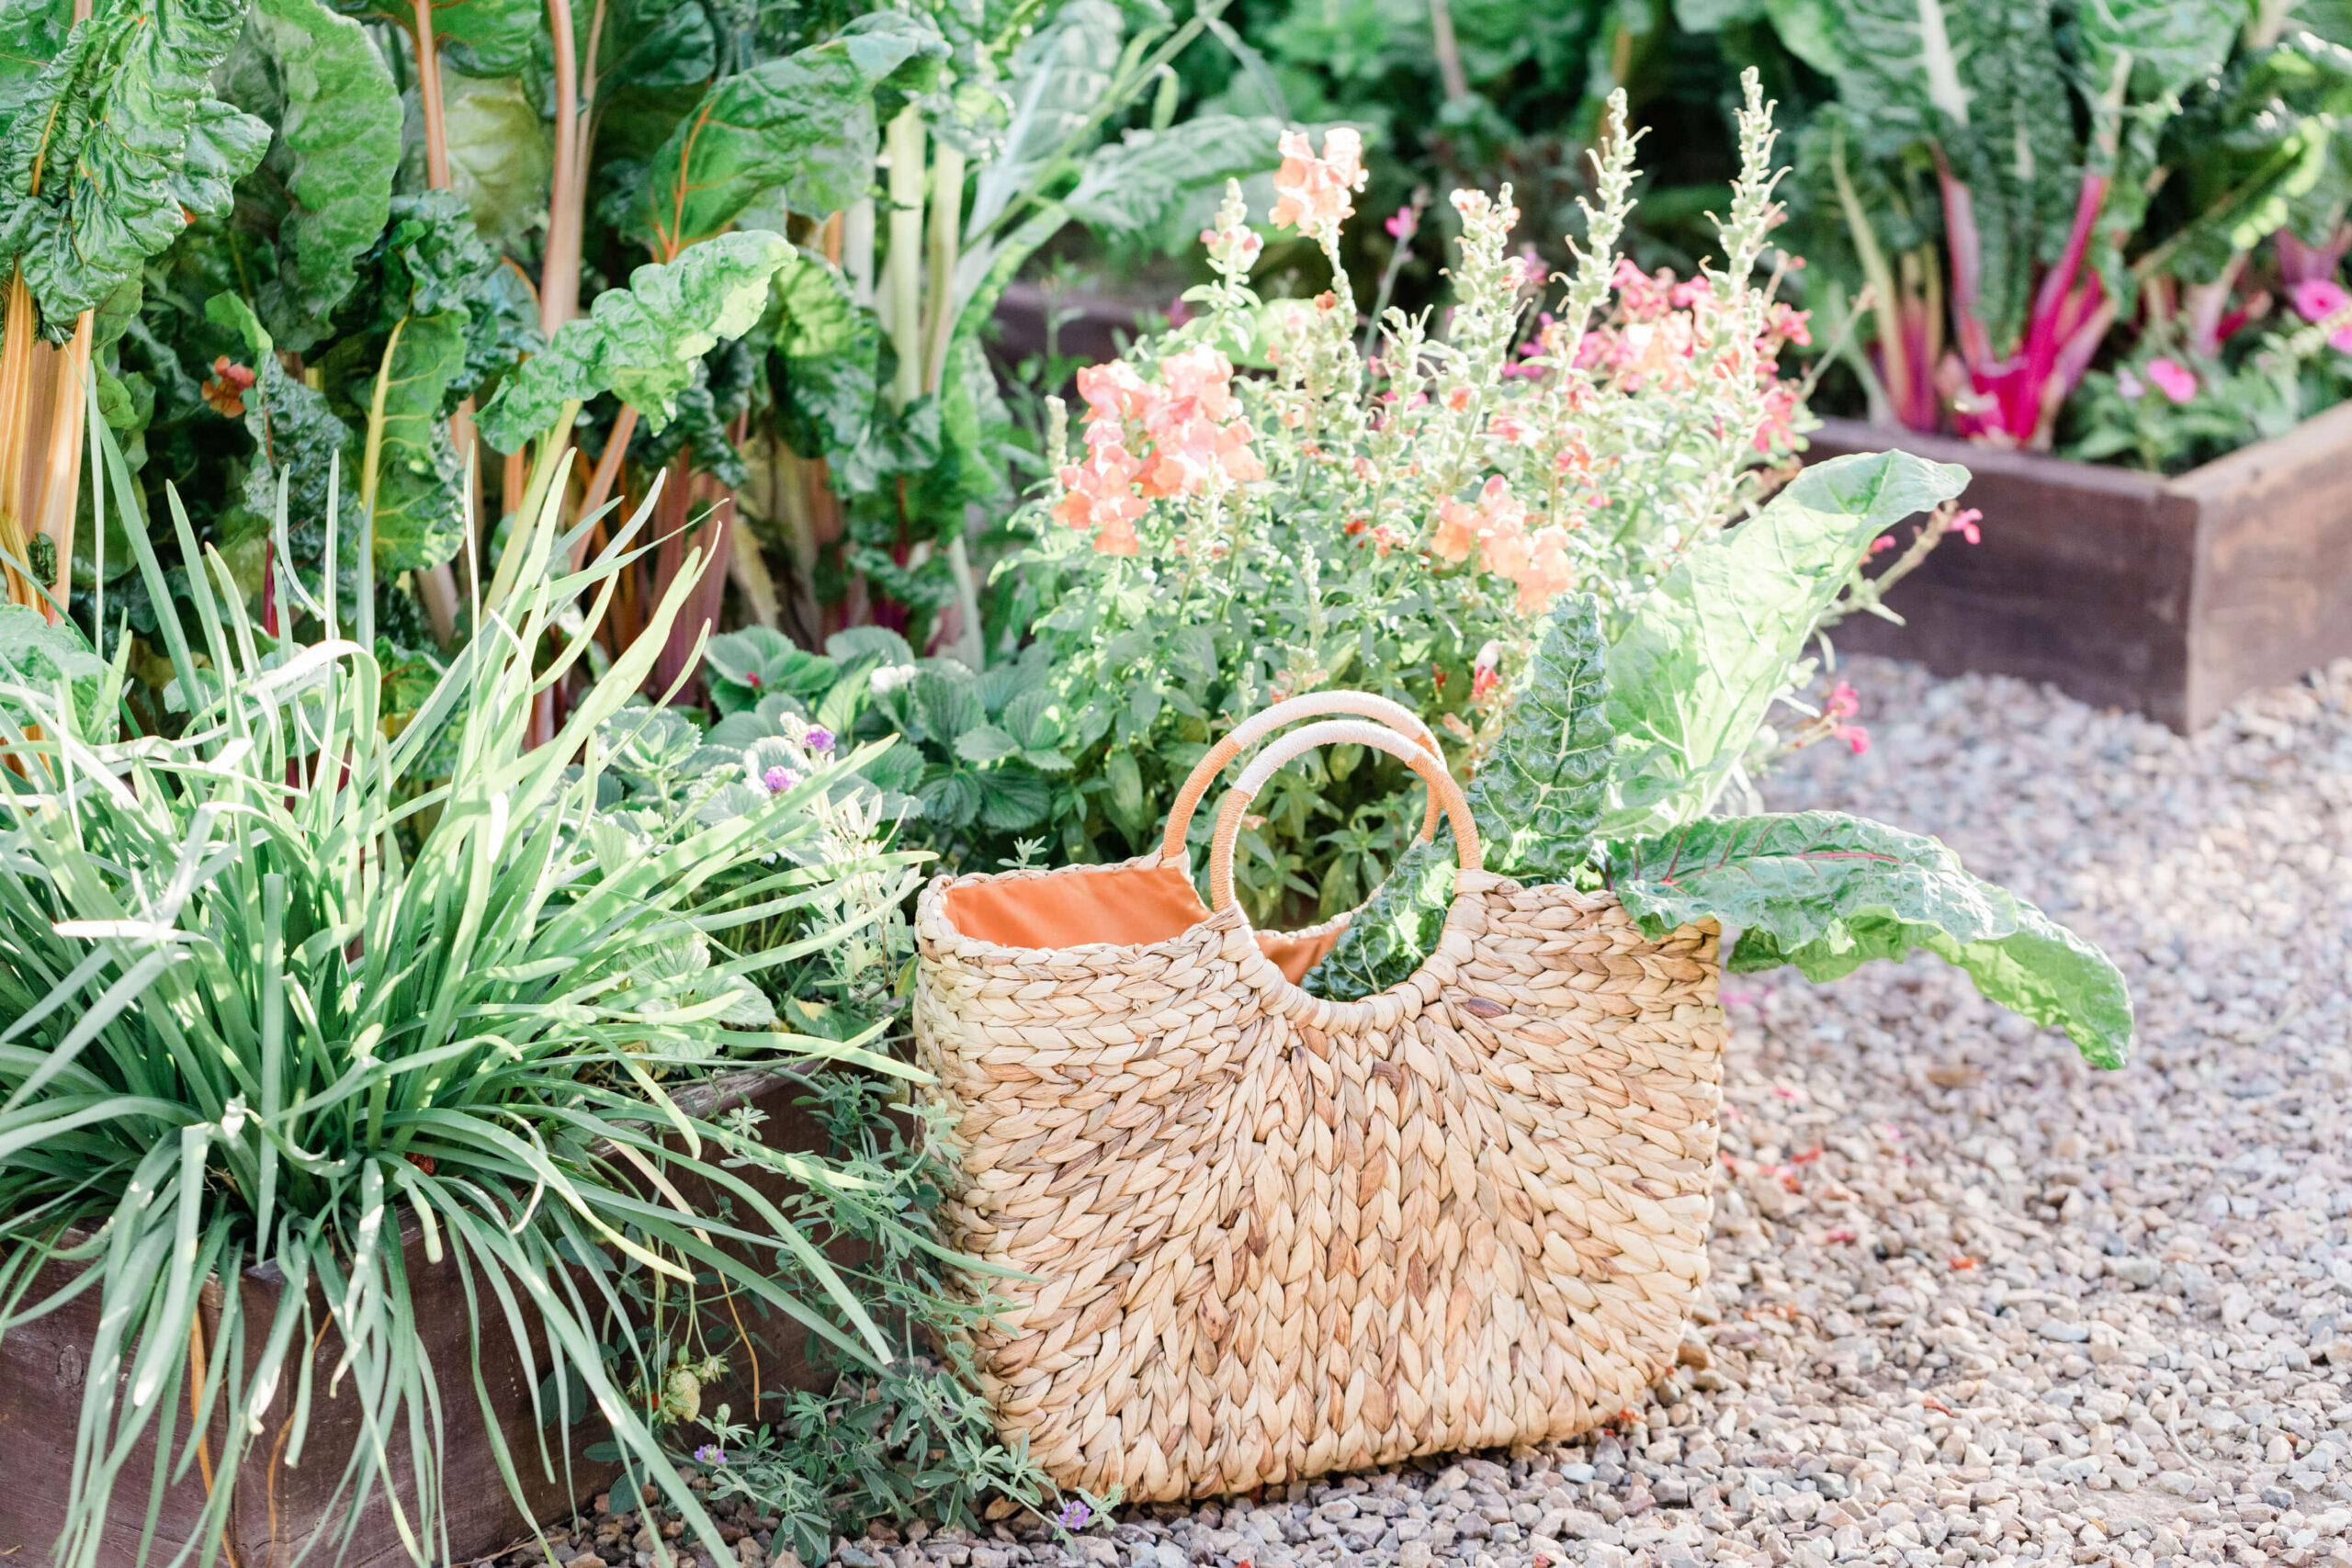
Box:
[938, 863, 1351, 983]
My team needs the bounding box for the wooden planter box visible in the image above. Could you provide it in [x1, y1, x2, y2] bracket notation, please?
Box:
[1810, 410, 2352, 731]
[0, 1074, 867, 1568]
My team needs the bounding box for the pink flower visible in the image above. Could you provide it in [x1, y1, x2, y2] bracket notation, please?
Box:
[2145, 357, 2198, 404]
[2115, 367, 2144, 401]
[2292, 276, 2350, 322]
[1948, 507, 1982, 545]
[1385, 204, 1419, 242]
[1869, 535, 1897, 555]
[1838, 724, 1871, 755]
[1825, 681, 1860, 719]
[2291, 277, 2352, 350]
[1270, 128, 1366, 242]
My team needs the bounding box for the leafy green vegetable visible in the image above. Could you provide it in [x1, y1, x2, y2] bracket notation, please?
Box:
[0, 0, 270, 334]
[1599, 450, 1967, 840]
[477, 231, 799, 449]
[1306, 593, 1611, 1000]
[362, 310, 469, 573]
[1060, 115, 1287, 246]
[635, 13, 947, 255]
[205, 290, 364, 577]
[233, 0, 404, 350]
[334, 0, 540, 75]
[0, 602, 107, 727]
[1602, 811, 2134, 1068]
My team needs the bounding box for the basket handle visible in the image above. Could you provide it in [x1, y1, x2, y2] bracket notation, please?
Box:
[1159, 691, 1444, 863]
[1207, 720, 1482, 913]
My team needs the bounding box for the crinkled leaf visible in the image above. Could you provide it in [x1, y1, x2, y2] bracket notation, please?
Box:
[333, 0, 540, 75]
[636, 11, 946, 254]
[441, 73, 551, 254]
[1305, 594, 1611, 1000]
[366, 310, 469, 573]
[1600, 451, 1968, 840]
[1465, 593, 1610, 882]
[477, 231, 796, 449]
[1602, 810, 2133, 1068]
[0, 601, 107, 726]
[206, 290, 364, 577]
[1062, 115, 1285, 243]
[771, 253, 879, 463]
[233, 0, 402, 350]
[0, 0, 269, 335]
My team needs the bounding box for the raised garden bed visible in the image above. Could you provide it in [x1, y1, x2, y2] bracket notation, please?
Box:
[0, 1073, 856, 1568]
[1810, 411, 2352, 731]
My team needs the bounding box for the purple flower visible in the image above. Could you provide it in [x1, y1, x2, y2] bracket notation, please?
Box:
[693, 1444, 726, 1466]
[761, 764, 800, 794]
[801, 725, 835, 754]
[1055, 1500, 1091, 1531]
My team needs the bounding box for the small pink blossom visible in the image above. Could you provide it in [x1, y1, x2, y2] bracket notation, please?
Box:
[1826, 681, 1860, 719]
[1869, 535, 1897, 555]
[1385, 204, 1419, 242]
[2290, 276, 2352, 350]
[1948, 507, 1982, 546]
[2145, 357, 2198, 404]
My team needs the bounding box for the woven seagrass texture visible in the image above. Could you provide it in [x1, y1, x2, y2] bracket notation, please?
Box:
[913, 863, 1725, 1502]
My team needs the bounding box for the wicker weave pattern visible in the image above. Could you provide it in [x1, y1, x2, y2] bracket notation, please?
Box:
[913, 864, 1725, 1501]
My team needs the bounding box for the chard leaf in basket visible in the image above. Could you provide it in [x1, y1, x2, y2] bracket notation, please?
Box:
[1306, 593, 1608, 1000]
[1600, 811, 2133, 1068]
[1599, 451, 1968, 840]
[1467, 592, 1611, 883]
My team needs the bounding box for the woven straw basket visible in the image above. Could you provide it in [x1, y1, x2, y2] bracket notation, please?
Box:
[912, 693, 1725, 1502]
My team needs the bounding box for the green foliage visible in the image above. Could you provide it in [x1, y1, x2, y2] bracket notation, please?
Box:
[634, 12, 948, 254]
[1306, 594, 1611, 1001]
[698, 627, 1065, 863]
[0, 0, 270, 335]
[1601, 811, 2133, 1067]
[1599, 451, 1968, 840]
[478, 231, 798, 448]
[232, 0, 404, 351]
[0, 463, 930, 1568]
[363, 309, 470, 573]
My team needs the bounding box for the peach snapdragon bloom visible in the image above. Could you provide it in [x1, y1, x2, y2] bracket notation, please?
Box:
[1270, 128, 1367, 247]
[1052, 351, 1263, 553]
[1432, 476, 1576, 613]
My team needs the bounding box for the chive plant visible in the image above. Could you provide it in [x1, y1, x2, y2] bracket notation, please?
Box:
[0, 429, 928, 1568]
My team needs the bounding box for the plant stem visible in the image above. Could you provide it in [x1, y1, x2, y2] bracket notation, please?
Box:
[412, 0, 450, 187]
[1428, 0, 1469, 102]
[542, 0, 583, 335]
[884, 107, 927, 411]
[923, 142, 966, 397]
[571, 403, 637, 569]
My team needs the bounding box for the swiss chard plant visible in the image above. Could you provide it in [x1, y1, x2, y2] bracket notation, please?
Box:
[1693, 0, 2352, 457]
[1302, 448, 2133, 1071]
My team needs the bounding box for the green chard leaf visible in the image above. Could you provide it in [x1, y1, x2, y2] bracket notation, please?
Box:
[0, 0, 270, 335]
[330, 0, 540, 76]
[1600, 450, 1967, 840]
[230, 0, 402, 350]
[206, 290, 363, 571]
[1061, 115, 1286, 244]
[1306, 594, 1611, 1001]
[1602, 811, 2134, 1068]
[476, 231, 798, 450]
[635, 12, 946, 255]
[363, 309, 469, 573]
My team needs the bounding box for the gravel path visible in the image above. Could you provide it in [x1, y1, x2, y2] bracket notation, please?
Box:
[520, 656, 2352, 1568]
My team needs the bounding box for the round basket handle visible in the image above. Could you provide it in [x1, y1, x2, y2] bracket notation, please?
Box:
[1159, 691, 1444, 863]
[1207, 719, 1481, 913]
